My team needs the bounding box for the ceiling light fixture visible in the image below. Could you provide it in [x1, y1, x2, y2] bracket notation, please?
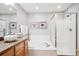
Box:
[9, 8, 13, 11]
[57, 5, 61, 8]
[35, 6, 39, 10]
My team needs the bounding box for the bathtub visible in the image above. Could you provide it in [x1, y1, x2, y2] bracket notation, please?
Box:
[28, 35, 56, 50]
[28, 41, 56, 50]
[28, 41, 57, 56]
[28, 35, 57, 56]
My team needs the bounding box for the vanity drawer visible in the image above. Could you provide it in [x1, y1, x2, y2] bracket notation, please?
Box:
[15, 42, 24, 53]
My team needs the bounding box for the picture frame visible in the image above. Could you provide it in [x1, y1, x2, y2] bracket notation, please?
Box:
[31, 22, 38, 29]
[9, 22, 17, 29]
[31, 21, 47, 29]
[39, 22, 47, 29]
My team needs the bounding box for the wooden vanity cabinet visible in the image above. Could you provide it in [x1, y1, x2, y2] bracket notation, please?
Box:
[0, 39, 28, 56]
[15, 40, 28, 56]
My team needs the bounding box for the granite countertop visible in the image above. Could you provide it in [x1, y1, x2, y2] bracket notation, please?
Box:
[0, 35, 28, 55]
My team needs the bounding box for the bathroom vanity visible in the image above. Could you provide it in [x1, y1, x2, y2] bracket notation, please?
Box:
[0, 35, 28, 56]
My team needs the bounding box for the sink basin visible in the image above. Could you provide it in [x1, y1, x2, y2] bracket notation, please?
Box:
[4, 35, 17, 42]
[15, 33, 23, 38]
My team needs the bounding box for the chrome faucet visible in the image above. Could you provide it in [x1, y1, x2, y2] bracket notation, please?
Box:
[0, 28, 5, 36]
[44, 42, 50, 47]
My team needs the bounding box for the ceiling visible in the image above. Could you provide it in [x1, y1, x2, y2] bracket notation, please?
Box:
[19, 3, 72, 13]
[0, 3, 16, 14]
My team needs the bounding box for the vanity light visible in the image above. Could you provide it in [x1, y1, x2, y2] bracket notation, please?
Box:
[35, 6, 39, 10]
[57, 5, 61, 8]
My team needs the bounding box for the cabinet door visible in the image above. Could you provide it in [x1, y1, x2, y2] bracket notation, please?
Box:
[1, 47, 14, 56]
[15, 42, 25, 56]
[25, 40, 28, 56]
[15, 48, 25, 56]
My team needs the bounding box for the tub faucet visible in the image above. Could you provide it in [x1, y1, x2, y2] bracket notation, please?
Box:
[44, 42, 50, 47]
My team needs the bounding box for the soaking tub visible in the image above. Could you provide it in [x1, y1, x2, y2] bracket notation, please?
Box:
[28, 41, 56, 50]
[28, 41, 57, 56]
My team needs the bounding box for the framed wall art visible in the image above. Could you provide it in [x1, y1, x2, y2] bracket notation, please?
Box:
[39, 22, 47, 29]
[9, 22, 17, 29]
[31, 22, 38, 29]
[31, 21, 47, 29]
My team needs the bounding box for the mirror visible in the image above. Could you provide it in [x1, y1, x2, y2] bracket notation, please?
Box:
[0, 3, 17, 37]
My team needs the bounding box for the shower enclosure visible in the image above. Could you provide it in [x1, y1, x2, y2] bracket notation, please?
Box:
[54, 13, 76, 55]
